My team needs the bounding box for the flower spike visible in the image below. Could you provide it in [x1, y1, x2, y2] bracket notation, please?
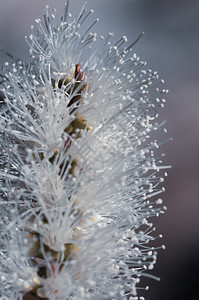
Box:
[0, 2, 168, 300]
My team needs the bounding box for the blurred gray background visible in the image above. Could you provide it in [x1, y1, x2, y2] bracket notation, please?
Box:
[0, 0, 199, 299]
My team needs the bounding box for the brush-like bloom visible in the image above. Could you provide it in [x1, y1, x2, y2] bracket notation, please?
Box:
[0, 2, 168, 299]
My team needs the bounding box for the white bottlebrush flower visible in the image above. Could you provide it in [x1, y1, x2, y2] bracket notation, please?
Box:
[0, 1, 169, 299]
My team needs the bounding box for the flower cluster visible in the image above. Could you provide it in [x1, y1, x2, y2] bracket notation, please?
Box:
[0, 2, 168, 300]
